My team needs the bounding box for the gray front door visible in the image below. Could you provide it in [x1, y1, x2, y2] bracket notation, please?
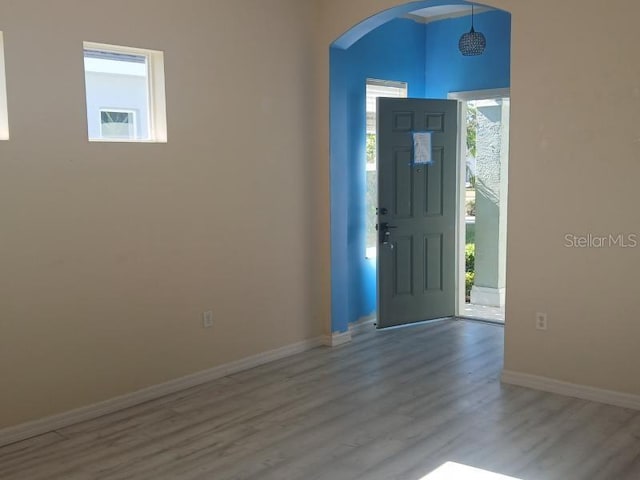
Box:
[377, 98, 458, 329]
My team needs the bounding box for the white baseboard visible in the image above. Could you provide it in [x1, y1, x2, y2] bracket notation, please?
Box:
[0, 336, 325, 448]
[350, 314, 376, 331]
[501, 370, 640, 411]
[323, 330, 352, 347]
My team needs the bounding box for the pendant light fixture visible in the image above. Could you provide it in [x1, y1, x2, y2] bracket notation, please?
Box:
[458, 5, 486, 56]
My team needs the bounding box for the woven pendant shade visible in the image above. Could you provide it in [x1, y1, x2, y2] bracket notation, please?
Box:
[459, 6, 486, 56]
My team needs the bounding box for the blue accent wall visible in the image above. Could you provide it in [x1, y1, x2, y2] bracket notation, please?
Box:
[425, 11, 511, 98]
[330, 18, 427, 333]
[330, 11, 510, 334]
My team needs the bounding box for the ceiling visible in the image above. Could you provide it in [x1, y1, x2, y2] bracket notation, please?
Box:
[407, 4, 493, 23]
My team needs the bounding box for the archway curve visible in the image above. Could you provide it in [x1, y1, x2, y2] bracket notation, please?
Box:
[329, 0, 511, 336]
[332, 1, 501, 49]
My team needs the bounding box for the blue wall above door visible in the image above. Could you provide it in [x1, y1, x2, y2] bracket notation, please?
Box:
[425, 10, 511, 97]
[330, 10, 511, 334]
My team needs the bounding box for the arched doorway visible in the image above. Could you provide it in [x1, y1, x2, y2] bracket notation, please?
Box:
[329, 1, 511, 337]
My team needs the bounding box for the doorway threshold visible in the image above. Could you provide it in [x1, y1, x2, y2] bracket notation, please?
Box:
[461, 303, 504, 324]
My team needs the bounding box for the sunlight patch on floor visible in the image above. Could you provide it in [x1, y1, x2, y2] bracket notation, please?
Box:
[420, 461, 523, 480]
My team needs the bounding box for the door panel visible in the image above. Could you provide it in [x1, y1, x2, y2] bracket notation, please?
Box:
[394, 236, 414, 296]
[377, 98, 458, 329]
[393, 148, 413, 218]
[424, 234, 444, 292]
[425, 148, 444, 216]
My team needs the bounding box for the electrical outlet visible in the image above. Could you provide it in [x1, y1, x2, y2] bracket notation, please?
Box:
[202, 311, 214, 329]
[535, 312, 548, 331]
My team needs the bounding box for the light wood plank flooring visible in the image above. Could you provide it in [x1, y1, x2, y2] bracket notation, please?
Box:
[1, 319, 640, 480]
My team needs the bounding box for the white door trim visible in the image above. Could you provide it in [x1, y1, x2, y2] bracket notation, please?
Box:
[454, 99, 466, 317]
[449, 88, 511, 101]
[449, 88, 511, 318]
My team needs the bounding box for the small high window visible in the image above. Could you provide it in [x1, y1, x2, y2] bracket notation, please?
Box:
[83, 42, 166, 142]
[0, 32, 9, 140]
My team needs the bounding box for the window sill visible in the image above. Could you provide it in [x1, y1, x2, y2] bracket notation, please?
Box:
[88, 138, 167, 144]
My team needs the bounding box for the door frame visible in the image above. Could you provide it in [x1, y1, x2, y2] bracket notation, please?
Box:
[448, 87, 511, 318]
[327, 3, 512, 336]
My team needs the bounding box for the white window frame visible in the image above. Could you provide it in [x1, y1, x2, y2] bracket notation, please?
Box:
[0, 32, 9, 140]
[99, 108, 138, 140]
[83, 41, 167, 143]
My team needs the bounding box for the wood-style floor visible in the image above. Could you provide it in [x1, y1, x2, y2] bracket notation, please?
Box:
[2, 319, 640, 480]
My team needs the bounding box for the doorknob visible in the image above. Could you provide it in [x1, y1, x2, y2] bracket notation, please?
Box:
[378, 222, 397, 231]
[378, 222, 397, 246]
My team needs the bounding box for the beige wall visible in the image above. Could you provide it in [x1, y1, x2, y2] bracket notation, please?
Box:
[0, 0, 320, 429]
[3, 0, 640, 431]
[315, 0, 640, 396]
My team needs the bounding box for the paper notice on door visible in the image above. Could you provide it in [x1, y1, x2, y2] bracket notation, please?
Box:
[413, 131, 433, 165]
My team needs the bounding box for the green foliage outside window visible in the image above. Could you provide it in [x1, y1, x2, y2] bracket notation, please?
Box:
[466, 104, 478, 158]
[366, 133, 376, 165]
[465, 243, 475, 299]
[366, 134, 378, 251]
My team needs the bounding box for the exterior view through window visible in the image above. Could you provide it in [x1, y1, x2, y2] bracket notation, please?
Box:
[83, 42, 167, 142]
[100, 110, 137, 140]
[365, 80, 408, 258]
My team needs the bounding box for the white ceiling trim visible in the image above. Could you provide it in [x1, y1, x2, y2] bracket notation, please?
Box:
[406, 5, 493, 24]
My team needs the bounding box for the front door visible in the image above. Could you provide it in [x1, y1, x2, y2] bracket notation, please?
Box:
[377, 98, 459, 329]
